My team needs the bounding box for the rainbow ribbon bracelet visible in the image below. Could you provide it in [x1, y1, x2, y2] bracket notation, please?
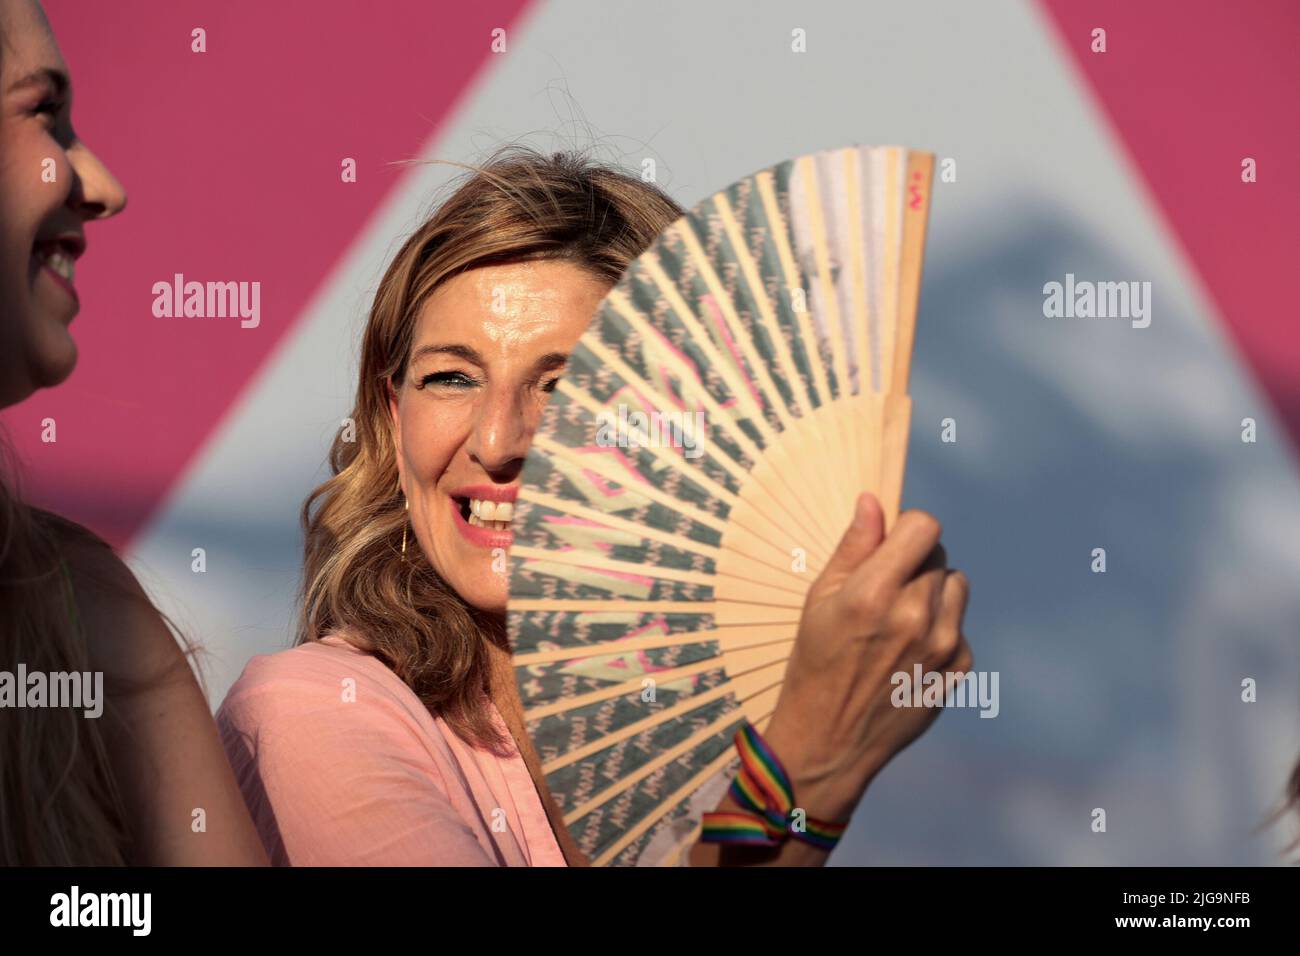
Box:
[700, 720, 848, 851]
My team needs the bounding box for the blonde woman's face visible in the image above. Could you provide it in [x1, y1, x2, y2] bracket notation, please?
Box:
[390, 260, 608, 614]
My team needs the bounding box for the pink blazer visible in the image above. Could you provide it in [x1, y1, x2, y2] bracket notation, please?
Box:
[217, 634, 567, 866]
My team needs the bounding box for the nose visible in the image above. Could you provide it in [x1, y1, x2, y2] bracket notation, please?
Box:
[66, 141, 127, 220]
[464, 384, 538, 480]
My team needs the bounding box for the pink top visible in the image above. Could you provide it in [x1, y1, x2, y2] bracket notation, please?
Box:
[217, 634, 567, 867]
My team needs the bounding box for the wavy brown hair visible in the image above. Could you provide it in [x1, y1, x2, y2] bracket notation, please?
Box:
[297, 146, 682, 754]
[0, 487, 129, 864]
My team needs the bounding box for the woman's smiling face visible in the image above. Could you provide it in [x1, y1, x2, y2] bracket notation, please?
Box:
[0, 0, 127, 408]
[390, 259, 608, 614]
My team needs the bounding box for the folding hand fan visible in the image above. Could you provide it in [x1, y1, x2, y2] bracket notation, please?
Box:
[508, 145, 934, 865]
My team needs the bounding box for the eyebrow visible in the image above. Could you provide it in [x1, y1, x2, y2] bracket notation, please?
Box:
[7, 67, 70, 97]
[410, 344, 570, 372]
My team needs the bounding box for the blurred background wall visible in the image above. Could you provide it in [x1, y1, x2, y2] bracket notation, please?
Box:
[7, 0, 1298, 864]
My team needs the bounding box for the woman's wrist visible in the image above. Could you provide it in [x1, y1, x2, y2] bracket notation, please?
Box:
[692, 717, 866, 866]
[690, 791, 834, 866]
[758, 714, 872, 824]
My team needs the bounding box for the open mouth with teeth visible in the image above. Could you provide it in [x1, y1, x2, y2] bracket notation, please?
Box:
[33, 239, 79, 301]
[456, 496, 515, 531]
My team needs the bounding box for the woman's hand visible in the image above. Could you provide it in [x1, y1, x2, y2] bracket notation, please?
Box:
[761, 491, 972, 824]
[689, 491, 971, 866]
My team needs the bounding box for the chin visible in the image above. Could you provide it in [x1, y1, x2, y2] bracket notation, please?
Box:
[457, 578, 508, 616]
[37, 351, 78, 389]
[30, 327, 79, 389]
[428, 526, 510, 616]
[439, 567, 504, 613]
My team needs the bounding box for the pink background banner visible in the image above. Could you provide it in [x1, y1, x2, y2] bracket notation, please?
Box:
[12, 0, 530, 546]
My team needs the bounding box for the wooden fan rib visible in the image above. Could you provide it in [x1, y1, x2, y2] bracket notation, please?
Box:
[673, 215, 850, 551]
[515, 613, 798, 640]
[518, 486, 816, 590]
[668, 231, 844, 552]
[554, 378, 742, 510]
[892, 150, 934, 395]
[594, 693, 785, 867]
[626, 263, 839, 559]
[711, 193, 818, 438]
[548, 377, 800, 564]
[673, 221, 799, 436]
[522, 628, 795, 723]
[533, 415, 831, 570]
[609, 749, 738, 866]
[567, 333, 752, 492]
[708, 192, 850, 550]
[512, 544, 807, 601]
[572, 321, 834, 563]
[514, 595, 800, 616]
[524, 657, 720, 721]
[519, 487, 722, 559]
[842, 148, 871, 507]
[867, 148, 889, 392]
[592, 748, 738, 865]
[797, 155, 852, 400]
[796, 154, 858, 533]
[527, 635, 792, 706]
[562, 681, 783, 828]
[632, 685, 784, 867]
[538, 662, 785, 774]
[602, 293, 771, 469]
[514, 626, 724, 667]
[513, 620, 797, 668]
[530, 433, 726, 533]
[878, 147, 903, 394]
[512, 599, 714, 615]
[512, 597, 800, 630]
[673, 215, 847, 549]
[636, 259, 774, 438]
[512, 544, 713, 587]
[878, 392, 912, 530]
[716, 639, 795, 679]
[845, 147, 873, 395]
[756, 169, 860, 535]
[589, 687, 786, 866]
[754, 172, 832, 411]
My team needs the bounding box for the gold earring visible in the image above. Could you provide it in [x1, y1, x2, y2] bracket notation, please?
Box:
[397, 477, 408, 557]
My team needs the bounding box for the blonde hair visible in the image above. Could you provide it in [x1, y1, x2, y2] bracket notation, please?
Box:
[298, 146, 682, 753]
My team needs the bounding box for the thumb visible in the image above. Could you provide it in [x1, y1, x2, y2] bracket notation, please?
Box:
[819, 492, 886, 582]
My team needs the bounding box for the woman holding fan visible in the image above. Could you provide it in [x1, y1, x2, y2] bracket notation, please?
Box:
[218, 146, 974, 866]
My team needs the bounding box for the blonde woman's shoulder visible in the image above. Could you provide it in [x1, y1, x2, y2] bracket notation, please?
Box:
[217, 631, 433, 740]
